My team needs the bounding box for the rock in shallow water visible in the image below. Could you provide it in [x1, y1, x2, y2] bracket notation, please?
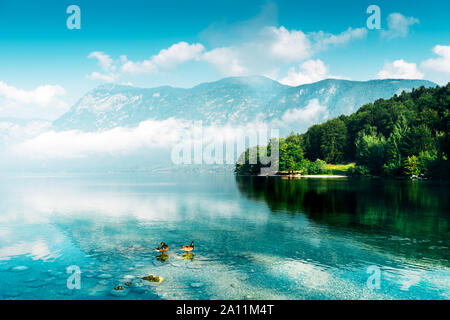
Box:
[110, 287, 129, 297]
[142, 275, 164, 283]
[11, 266, 29, 272]
[190, 282, 204, 288]
[109, 285, 130, 297]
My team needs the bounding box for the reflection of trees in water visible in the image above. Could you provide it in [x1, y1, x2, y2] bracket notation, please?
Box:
[236, 176, 450, 263]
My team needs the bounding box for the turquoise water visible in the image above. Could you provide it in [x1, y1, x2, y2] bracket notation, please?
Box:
[0, 174, 448, 300]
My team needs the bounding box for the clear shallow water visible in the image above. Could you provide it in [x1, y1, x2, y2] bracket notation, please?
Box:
[0, 173, 448, 300]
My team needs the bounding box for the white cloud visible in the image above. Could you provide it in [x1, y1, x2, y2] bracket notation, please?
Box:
[153, 42, 205, 69]
[201, 26, 366, 78]
[12, 118, 185, 159]
[312, 27, 368, 51]
[265, 26, 312, 61]
[202, 47, 247, 76]
[0, 81, 66, 107]
[381, 13, 419, 40]
[11, 118, 272, 161]
[89, 24, 367, 80]
[0, 119, 50, 145]
[87, 71, 118, 83]
[88, 51, 115, 71]
[377, 59, 424, 79]
[121, 42, 205, 74]
[0, 81, 68, 119]
[121, 57, 157, 74]
[281, 99, 329, 123]
[421, 45, 450, 74]
[279, 59, 346, 86]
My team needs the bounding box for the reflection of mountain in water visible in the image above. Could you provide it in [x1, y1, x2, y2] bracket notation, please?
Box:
[236, 176, 450, 264]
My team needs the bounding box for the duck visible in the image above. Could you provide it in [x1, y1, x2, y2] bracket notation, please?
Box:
[155, 242, 169, 254]
[181, 241, 194, 253]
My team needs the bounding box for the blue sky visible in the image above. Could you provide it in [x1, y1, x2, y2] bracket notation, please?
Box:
[0, 0, 449, 119]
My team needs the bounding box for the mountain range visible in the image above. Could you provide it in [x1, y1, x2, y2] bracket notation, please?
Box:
[52, 76, 436, 132]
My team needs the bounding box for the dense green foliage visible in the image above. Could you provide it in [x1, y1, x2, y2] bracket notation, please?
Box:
[236, 84, 450, 179]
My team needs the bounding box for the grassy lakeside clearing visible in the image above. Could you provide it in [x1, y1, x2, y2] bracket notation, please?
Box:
[326, 163, 355, 175]
[272, 163, 355, 177]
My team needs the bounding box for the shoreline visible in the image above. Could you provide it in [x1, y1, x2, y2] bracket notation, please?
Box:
[257, 174, 348, 178]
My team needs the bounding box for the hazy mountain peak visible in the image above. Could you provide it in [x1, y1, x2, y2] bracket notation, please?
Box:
[53, 77, 437, 133]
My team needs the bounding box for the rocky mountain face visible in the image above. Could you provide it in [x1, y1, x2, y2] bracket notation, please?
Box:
[52, 76, 436, 132]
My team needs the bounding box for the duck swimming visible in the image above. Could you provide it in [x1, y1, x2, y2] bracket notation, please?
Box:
[181, 241, 194, 253]
[156, 242, 169, 254]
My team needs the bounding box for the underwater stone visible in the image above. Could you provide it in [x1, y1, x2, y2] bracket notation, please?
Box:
[142, 275, 164, 283]
[110, 286, 129, 297]
[190, 282, 204, 288]
[11, 266, 29, 272]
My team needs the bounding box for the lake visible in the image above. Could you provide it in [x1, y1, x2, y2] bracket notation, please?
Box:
[0, 173, 448, 300]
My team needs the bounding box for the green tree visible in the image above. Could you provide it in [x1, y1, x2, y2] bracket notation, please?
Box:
[355, 127, 388, 175]
[383, 115, 409, 176]
[404, 155, 421, 177]
[279, 139, 306, 172]
[320, 119, 348, 163]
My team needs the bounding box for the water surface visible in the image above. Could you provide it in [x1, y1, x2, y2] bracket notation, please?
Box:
[0, 174, 448, 299]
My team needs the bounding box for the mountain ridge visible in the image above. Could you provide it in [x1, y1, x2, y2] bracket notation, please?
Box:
[52, 77, 437, 132]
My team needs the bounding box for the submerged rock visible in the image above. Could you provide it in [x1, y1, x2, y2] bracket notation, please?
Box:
[11, 266, 29, 272]
[110, 285, 129, 297]
[142, 275, 164, 283]
[190, 282, 204, 288]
